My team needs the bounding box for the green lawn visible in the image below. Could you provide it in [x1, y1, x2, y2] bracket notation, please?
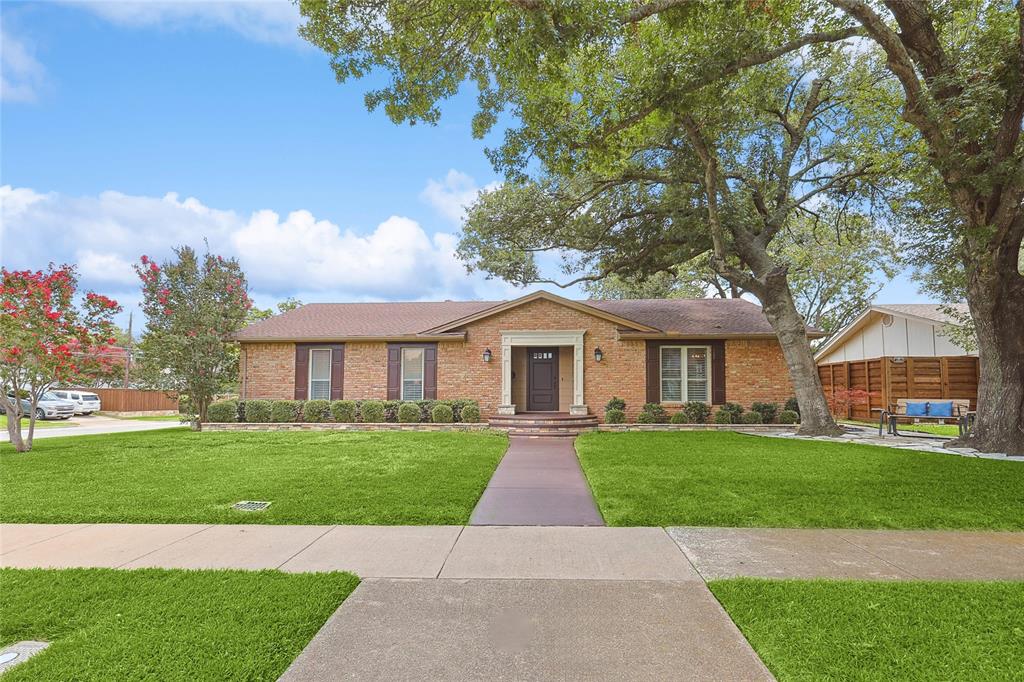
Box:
[710, 579, 1024, 681]
[576, 431, 1024, 529]
[0, 415, 74, 430]
[0, 568, 357, 681]
[0, 429, 507, 524]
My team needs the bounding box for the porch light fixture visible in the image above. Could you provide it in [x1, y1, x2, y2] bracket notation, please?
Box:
[483, 348, 492, 363]
[594, 347, 604, 362]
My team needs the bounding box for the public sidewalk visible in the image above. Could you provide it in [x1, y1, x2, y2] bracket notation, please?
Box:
[4, 523, 1021, 581]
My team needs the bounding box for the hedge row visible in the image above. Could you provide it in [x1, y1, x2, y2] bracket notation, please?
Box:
[206, 398, 481, 424]
[604, 396, 801, 425]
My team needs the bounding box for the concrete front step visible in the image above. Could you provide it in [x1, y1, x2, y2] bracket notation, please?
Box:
[488, 414, 599, 437]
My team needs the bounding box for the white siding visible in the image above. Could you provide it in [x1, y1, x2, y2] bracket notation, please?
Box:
[819, 308, 977, 364]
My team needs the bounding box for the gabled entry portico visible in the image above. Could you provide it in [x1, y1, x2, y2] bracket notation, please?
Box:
[497, 330, 587, 415]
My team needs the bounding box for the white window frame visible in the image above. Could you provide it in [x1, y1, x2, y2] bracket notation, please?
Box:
[308, 347, 332, 400]
[400, 347, 426, 401]
[659, 345, 712, 404]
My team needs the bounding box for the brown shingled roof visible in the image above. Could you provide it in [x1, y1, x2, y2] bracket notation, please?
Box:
[235, 291, 819, 341]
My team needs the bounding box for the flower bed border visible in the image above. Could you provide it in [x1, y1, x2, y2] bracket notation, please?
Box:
[203, 422, 797, 433]
[203, 422, 490, 432]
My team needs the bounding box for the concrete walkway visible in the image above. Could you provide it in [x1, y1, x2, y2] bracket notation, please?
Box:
[469, 436, 604, 526]
[0, 414, 180, 443]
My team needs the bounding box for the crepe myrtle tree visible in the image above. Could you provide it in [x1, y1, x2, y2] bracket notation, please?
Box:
[0, 265, 120, 452]
[135, 246, 251, 429]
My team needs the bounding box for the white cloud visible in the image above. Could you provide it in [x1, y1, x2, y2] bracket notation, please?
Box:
[64, 0, 303, 46]
[0, 27, 47, 102]
[0, 184, 517, 308]
[421, 169, 501, 226]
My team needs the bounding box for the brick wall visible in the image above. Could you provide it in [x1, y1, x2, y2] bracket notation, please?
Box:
[239, 301, 796, 420]
[343, 341, 388, 399]
[240, 342, 295, 400]
[724, 338, 794, 406]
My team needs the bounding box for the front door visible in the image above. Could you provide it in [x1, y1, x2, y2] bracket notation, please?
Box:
[527, 347, 559, 411]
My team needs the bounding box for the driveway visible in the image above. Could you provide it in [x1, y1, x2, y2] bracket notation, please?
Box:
[1, 413, 181, 443]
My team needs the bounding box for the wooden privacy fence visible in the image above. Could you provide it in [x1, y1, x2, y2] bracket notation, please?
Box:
[817, 356, 979, 421]
[73, 388, 179, 412]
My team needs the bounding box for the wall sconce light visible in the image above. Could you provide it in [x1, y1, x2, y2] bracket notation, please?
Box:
[594, 347, 604, 362]
[483, 348, 492, 363]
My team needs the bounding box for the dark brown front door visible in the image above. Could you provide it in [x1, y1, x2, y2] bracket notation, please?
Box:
[527, 347, 559, 411]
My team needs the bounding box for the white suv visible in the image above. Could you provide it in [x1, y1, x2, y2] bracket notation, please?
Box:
[52, 390, 102, 415]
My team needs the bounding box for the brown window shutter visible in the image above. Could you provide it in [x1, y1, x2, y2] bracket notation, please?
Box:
[710, 340, 726, 405]
[294, 344, 310, 400]
[423, 345, 437, 399]
[645, 341, 660, 404]
[386, 345, 401, 400]
[330, 344, 345, 400]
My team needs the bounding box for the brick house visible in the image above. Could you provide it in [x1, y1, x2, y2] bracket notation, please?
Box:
[236, 290, 819, 421]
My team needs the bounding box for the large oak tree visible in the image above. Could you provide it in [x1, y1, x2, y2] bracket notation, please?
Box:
[300, 0, 887, 434]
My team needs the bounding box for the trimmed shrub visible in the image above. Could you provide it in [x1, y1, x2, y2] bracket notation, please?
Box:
[379, 400, 398, 422]
[751, 401, 779, 424]
[605, 408, 626, 424]
[682, 400, 712, 424]
[784, 397, 800, 415]
[450, 399, 473, 422]
[605, 396, 626, 412]
[178, 394, 192, 415]
[398, 402, 421, 423]
[637, 403, 669, 424]
[207, 399, 237, 423]
[270, 400, 302, 423]
[713, 409, 733, 424]
[304, 399, 331, 423]
[778, 409, 800, 424]
[721, 402, 745, 421]
[431, 403, 454, 423]
[331, 400, 356, 423]
[460, 404, 481, 423]
[244, 399, 272, 423]
[360, 400, 386, 423]
[740, 411, 764, 424]
[669, 411, 688, 424]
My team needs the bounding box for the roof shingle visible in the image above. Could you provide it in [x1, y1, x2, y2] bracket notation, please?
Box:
[235, 294, 805, 341]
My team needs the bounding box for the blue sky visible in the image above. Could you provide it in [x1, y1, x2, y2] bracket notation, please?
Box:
[0, 0, 925, 328]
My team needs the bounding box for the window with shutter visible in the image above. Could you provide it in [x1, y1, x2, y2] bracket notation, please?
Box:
[660, 345, 711, 403]
[308, 348, 332, 399]
[401, 347, 424, 400]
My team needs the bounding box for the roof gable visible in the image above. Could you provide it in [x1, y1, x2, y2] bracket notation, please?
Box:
[421, 290, 660, 334]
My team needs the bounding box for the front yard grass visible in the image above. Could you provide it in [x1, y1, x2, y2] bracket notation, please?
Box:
[0, 429, 507, 524]
[576, 432, 1024, 529]
[0, 567, 358, 681]
[842, 419, 961, 437]
[709, 578, 1024, 681]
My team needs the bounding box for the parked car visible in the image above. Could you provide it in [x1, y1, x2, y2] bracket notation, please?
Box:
[52, 389, 102, 415]
[5, 391, 75, 420]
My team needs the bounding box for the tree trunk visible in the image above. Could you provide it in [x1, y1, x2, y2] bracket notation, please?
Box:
[951, 253, 1024, 456]
[5, 406, 27, 452]
[757, 272, 844, 436]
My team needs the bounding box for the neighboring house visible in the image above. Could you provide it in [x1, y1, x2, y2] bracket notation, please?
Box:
[815, 303, 979, 420]
[236, 290, 819, 421]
